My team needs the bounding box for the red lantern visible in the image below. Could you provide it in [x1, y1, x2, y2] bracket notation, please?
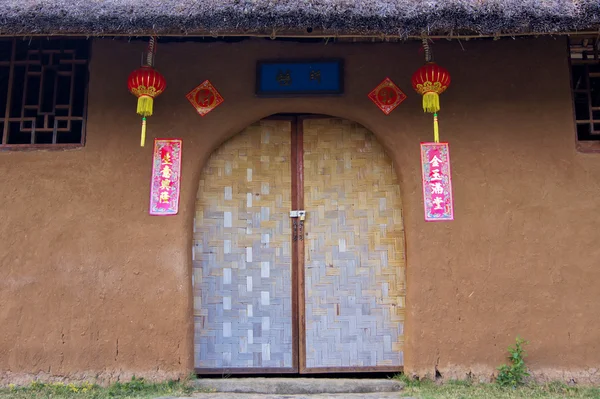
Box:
[412, 62, 451, 142]
[128, 66, 166, 147]
[411, 62, 451, 114]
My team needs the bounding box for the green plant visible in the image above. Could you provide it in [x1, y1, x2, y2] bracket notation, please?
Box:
[496, 336, 530, 388]
[446, 378, 472, 387]
[393, 373, 436, 389]
[545, 380, 569, 394]
[394, 373, 418, 388]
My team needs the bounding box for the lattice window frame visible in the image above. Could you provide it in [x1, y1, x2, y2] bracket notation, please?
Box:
[0, 37, 90, 150]
[569, 35, 600, 152]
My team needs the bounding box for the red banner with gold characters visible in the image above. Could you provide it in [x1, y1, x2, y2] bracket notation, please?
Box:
[150, 139, 182, 216]
[421, 142, 454, 221]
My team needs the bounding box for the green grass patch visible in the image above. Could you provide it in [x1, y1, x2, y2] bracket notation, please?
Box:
[395, 375, 600, 399]
[0, 376, 202, 399]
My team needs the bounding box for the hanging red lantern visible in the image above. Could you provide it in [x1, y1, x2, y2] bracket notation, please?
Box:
[411, 39, 451, 143]
[411, 62, 451, 114]
[128, 38, 166, 147]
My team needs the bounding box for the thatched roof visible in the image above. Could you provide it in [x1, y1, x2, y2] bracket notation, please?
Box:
[1, 0, 599, 38]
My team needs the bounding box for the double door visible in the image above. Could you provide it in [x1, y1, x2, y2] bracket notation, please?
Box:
[193, 117, 405, 373]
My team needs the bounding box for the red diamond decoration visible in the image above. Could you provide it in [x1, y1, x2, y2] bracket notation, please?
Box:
[186, 80, 224, 117]
[368, 77, 407, 115]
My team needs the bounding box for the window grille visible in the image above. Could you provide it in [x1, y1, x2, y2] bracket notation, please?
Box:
[0, 38, 89, 149]
[569, 36, 600, 144]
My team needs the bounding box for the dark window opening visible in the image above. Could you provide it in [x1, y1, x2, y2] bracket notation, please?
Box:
[0, 38, 89, 148]
[569, 36, 600, 142]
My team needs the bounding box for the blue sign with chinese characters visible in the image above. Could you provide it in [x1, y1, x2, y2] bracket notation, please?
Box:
[256, 60, 343, 96]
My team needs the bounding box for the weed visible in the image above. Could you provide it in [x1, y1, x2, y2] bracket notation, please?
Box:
[0, 376, 195, 399]
[394, 373, 430, 388]
[446, 379, 472, 387]
[496, 336, 530, 388]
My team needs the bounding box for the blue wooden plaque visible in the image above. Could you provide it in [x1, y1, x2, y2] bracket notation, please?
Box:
[256, 60, 344, 96]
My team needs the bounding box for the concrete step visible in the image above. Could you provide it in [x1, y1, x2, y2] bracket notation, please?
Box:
[161, 394, 415, 399]
[192, 378, 404, 395]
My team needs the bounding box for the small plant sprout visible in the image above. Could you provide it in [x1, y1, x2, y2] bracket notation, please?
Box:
[496, 336, 530, 388]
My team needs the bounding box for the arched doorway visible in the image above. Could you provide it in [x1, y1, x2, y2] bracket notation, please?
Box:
[193, 116, 406, 374]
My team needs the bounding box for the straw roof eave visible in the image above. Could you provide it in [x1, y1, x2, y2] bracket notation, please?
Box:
[0, 0, 599, 38]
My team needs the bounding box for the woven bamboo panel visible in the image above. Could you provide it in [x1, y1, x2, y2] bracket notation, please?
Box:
[193, 120, 293, 369]
[303, 118, 406, 368]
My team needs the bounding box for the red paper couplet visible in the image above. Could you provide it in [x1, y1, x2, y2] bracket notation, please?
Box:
[421, 142, 454, 221]
[150, 139, 182, 216]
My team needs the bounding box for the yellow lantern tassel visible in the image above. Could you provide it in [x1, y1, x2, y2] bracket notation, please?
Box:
[423, 92, 440, 113]
[433, 113, 440, 143]
[137, 96, 154, 117]
[141, 117, 147, 147]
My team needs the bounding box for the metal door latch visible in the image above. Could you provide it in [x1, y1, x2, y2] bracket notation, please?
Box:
[289, 210, 306, 221]
[290, 210, 306, 241]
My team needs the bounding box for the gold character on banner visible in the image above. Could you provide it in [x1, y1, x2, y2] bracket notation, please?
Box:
[195, 89, 215, 107]
[377, 87, 397, 105]
[429, 155, 442, 168]
[159, 191, 171, 203]
[276, 69, 292, 86]
[430, 169, 442, 182]
[162, 153, 173, 165]
[310, 69, 321, 84]
[160, 179, 171, 190]
[161, 165, 173, 179]
[430, 182, 444, 194]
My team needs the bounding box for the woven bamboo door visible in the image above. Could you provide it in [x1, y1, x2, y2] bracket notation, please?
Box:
[193, 117, 405, 374]
[193, 120, 296, 372]
[300, 118, 406, 372]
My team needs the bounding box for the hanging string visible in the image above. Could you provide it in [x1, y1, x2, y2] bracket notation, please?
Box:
[422, 37, 439, 142]
[146, 36, 156, 67]
[140, 36, 157, 147]
[422, 37, 432, 63]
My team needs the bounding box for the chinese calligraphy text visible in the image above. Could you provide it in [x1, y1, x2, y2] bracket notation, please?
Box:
[420, 142, 454, 221]
[150, 139, 182, 216]
[256, 60, 343, 96]
[276, 69, 292, 86]
[309, 69, 321, 84]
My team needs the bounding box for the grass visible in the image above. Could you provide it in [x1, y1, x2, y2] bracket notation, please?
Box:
[3, 375, 600, 399]
[396, 375, 600, 399]
[0, 376, 204, 399]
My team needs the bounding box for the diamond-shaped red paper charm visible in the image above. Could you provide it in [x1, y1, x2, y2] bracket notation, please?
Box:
[186, 80, 224, 117]
[368, 77, 407, 115]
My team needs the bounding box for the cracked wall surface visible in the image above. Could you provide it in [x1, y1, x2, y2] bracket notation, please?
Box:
[0, 37, 599, 383]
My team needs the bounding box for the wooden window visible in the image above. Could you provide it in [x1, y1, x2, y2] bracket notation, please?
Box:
[569, 36, 600, 151]
[0, 38, 89, 149]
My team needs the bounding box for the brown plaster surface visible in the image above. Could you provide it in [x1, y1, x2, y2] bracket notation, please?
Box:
[1, 36, 599, 384]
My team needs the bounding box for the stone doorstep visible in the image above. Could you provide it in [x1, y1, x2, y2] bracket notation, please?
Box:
[192, 378, 404, 395]
[160, 394, 414, 399]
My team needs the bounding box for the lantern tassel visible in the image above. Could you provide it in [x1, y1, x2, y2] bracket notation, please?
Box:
[137, 96, 154, 117]
[141, 117, 147, 147]
[433, 113, 440, 143]
[423, 92, 440, 113]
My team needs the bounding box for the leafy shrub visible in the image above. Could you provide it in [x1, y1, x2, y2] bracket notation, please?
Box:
[496, 336, 530, 387]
